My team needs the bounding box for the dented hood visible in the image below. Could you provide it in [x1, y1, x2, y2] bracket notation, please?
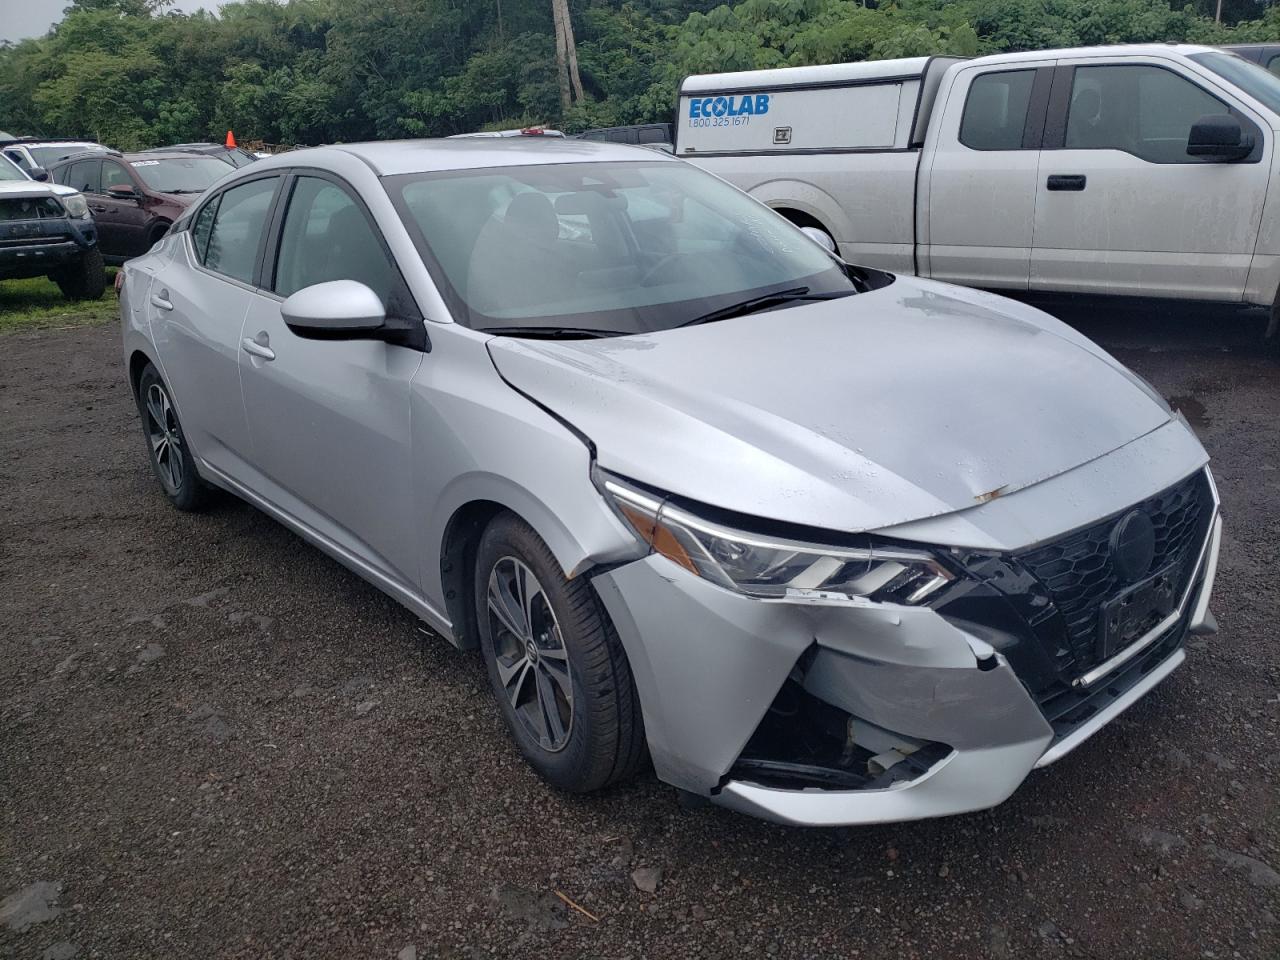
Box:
[487, 276, 1173, 533]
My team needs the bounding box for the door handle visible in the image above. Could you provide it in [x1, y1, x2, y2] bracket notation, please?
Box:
[149, 292, 173, 311]
[1046, 174, 1087, 191]
[241, 337, 276, 361]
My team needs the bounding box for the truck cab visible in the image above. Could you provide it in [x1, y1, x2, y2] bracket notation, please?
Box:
[678, 45, 1280, 318]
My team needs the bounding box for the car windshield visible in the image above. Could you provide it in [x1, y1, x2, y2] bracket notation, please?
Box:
[0, 155, 27, 181]
[387, 160, 860, 335]
[29, 144, 105, 167]
[129, 156, 232, 193]
[1191, 51, 1280, 115]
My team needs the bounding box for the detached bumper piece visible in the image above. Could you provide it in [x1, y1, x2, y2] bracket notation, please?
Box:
[723, 670, 953, 793]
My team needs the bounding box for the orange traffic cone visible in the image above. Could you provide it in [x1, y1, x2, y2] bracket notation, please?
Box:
[225, 130, 237, 148]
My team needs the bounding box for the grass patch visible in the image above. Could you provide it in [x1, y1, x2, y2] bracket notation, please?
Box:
[0, 271, 119, 334]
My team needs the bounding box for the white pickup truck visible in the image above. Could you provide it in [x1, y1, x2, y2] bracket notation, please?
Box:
[678, 44, 1280, 334]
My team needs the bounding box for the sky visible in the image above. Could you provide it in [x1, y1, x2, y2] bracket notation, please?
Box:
[0, 0, 224, 44]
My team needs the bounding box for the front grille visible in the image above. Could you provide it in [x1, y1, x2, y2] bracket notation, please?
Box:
[0, 236, 70, 248]
[0, 196, 65, 221]
[1015, 470, 1213, 678]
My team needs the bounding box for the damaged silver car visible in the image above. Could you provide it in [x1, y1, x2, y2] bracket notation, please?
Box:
[119, 139, 1221, 826]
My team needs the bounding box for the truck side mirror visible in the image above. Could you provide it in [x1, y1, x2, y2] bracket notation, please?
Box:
[29, 167, 50, 182]
[1187, 114, 1253, 161]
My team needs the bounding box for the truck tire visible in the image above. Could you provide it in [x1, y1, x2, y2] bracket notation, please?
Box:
[53, 247, 106, 301]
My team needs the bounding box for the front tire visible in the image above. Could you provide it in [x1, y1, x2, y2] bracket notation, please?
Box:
[475, 513, 646, 793]
[136, 363, 210, 511]
[53, 246, 105, 301]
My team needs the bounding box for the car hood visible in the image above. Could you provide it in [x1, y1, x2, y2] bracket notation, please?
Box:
[0, 180, 77, 200]
[486, 276, 1175, 533]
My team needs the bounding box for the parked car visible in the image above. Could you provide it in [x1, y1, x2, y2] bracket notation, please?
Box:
[143, 142, 259, 168]
[577, 123, 673, 148]
[2, 138, 109, 174]
[119, 138, 1220, 826]
[49, 150, 232, 264]
[678, 44, 1280, 340]
[0, 152, 105, 300]
[1221, 43, 1280, 76]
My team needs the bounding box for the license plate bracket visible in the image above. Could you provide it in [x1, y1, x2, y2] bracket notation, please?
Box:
[1096, 562, 1179, 661]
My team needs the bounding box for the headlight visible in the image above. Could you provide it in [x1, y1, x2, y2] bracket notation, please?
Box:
[596, 469, 955, 605]
[62, 193, 90, 218]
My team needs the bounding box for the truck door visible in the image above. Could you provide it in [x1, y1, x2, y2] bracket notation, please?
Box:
[1030, 57, 1270, 302]
[920, 61, 1054, 290]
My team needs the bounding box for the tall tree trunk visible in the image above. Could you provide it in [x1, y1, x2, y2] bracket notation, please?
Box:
[552, 0, 571, 113]
[560, 0, 585, 104]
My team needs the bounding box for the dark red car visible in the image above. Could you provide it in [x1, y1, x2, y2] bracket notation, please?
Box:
[48, 150, 232, 264]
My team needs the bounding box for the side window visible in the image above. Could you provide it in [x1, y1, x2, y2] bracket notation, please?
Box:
[960, 70, 1036, 150]
[273, 176, 399, 306]
[65, 160, 101, 194]
[1065, 65, 1226, 163]
[1267, 55, 1280, 78]
[190, 197, 220, 264]
[101, 161, 133, 192]
[4, 149, 30, 170]
[203, 177, 278, 284]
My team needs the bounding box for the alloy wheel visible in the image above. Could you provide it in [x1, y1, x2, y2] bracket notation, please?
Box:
[486, 556, 575, 752]
[144, 382, 184, 492]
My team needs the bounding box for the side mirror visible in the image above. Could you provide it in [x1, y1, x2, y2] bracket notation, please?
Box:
[107, 183, 142, 202]
[281, 279, 388, 340]
[29, 167, 49, 182]
[1187, 114, 1253, 161]
[800, 225, 837, 254]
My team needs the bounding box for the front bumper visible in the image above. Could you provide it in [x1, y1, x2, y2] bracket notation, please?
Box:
[591, 484, 1220, 828]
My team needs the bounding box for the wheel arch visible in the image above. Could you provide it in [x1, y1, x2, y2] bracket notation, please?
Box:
[744, 179, 850, 245]
[127, 348, 156, 400]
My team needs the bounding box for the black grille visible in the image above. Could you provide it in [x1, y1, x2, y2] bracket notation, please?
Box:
[1015, 470, 1213, 678]
[0, 196, 65, 221]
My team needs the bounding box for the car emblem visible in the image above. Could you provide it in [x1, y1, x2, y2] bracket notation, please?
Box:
[1110, 509, 1156, 584]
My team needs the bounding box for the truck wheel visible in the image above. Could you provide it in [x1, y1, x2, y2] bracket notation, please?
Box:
[148, 222, 172, 250]
[53, 247, 106, 301]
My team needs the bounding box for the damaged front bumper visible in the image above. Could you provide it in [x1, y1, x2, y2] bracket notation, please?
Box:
[591, 474, 1221, 828]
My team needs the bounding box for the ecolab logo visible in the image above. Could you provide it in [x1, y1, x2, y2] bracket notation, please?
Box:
[688, 94, 770, 119]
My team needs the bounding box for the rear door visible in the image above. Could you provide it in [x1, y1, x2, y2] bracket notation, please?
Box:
[1030, 56, 1271, 301]
[238, 172, 425, 593]
[920, 60, 1054, 289]
[147, 174, 282, 480]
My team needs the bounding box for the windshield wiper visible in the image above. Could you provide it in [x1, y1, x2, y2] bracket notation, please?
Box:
[679, 287, 857, 328]
[479, 325, 619, 340]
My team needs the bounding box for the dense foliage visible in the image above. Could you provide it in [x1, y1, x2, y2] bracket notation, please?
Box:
[2, 0, 1279, 148]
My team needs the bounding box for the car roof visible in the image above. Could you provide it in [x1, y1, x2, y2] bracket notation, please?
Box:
[48, 149, 123, 166]
[968, 42, 1220, 66]
[252, 137, 678, 177]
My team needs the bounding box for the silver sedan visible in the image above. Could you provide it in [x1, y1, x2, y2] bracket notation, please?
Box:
[120, 138, 1221, 826]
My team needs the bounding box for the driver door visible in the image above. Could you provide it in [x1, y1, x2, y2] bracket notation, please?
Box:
[238, 172, 426, 595]
[1031, 58, 1271, 300]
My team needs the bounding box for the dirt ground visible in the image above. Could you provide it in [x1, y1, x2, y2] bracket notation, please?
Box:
[1, 307, 1277, 959]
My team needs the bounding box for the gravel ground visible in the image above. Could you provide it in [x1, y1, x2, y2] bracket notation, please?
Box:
[2, 307, 1278, 960]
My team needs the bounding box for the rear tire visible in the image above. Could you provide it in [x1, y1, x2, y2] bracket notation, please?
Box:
[136, 363, 211, 512]
[52, 246, 106, 301]
[475, 513, 646, 793]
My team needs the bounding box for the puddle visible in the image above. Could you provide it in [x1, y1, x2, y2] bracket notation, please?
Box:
[1168, 395, 1211, 429]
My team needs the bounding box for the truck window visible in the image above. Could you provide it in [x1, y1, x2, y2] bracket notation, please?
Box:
[1064, 65, 1225, 164]
[960, 71, 1036, 151]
